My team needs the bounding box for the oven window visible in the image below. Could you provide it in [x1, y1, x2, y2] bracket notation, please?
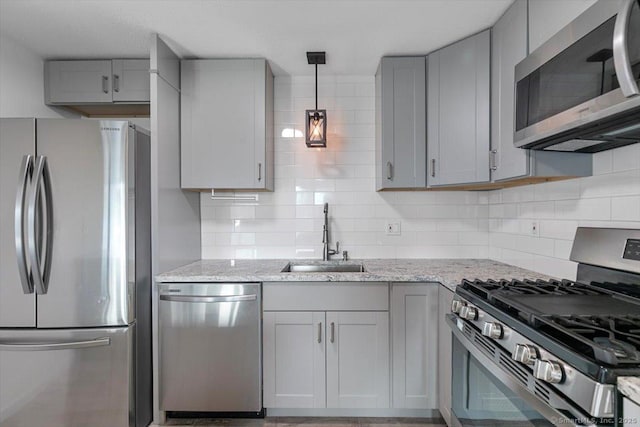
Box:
[452, 337, 554, 426]
[516, 16, 618, 131]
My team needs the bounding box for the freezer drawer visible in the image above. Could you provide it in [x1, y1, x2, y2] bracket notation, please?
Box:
[159, 283, 262, 412]
[0, 326, 133, 427]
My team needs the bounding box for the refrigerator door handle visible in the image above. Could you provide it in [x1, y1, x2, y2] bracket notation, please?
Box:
[0, 337, 110, 351]
[15, 155, 34, 294]
[27, 156, 54, 295]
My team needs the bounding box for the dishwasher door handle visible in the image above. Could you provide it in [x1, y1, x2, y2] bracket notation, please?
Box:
[160, 294, 257, 303]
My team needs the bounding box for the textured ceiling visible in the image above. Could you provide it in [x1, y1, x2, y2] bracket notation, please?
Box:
[0, 0, 514, 75]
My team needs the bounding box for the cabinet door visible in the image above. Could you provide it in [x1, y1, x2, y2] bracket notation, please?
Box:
[112, 59, 150, 102]
[528, 0, 598, 52]
[326, 311, 389, 408]
[491, 0, 529, 181]
[428, 30, 490, 186]
[263, 311, 326, 408]
[376, 57, 426, 190]
[45, 60, 113, 104]
[438, 287, 454, 426]
[181, 59, 267, 189]
[391, 283, 438, 409]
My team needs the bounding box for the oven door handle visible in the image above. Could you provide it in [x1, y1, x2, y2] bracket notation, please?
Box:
[446, 315, 598, 427]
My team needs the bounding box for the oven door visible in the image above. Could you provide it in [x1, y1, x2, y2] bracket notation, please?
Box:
[447, 315, 600, 427]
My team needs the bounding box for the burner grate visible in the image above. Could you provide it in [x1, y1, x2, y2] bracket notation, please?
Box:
[536, 314, 640, 365]
[459, 278, 640, 366]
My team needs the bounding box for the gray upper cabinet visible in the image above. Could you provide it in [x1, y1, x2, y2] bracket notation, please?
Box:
[428, 30, 490, 186]
[45, 59, 150, 105]
[375, 57, 426, 190]
[180, 59, 274, 191]
[112, 59, 151, 102]
[45, 60, 114, 104]
[491, 0, 529, 182]
[491, 1, 592, 183]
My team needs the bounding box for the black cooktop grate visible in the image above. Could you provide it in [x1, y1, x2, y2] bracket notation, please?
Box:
[460, 278, 640, 366]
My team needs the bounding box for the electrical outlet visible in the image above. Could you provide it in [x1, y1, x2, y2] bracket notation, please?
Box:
[386, 222, 401, 236]
[531, 221, 539, 237]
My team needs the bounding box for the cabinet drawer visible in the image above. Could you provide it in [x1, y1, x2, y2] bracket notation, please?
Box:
[263, 282, 388, 311]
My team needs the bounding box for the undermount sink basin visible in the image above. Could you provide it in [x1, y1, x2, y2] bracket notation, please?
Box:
[281, 262, 366, 273]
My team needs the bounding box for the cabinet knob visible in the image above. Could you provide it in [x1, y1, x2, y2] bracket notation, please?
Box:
[113, 74, 120, 93]
[431, 159, 436, 178]
[386, 161, 393, 180]
[102, 75, 109, 94]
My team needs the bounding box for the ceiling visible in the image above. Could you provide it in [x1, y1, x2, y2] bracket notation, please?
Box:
[0, 0, 514, 75]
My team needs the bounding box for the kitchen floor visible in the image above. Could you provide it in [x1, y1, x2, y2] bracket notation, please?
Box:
[154, 417, 446, 426]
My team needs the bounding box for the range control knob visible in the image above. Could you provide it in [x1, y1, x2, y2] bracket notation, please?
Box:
[482, 322, 504, 339]
[459, 305, 478, 321]
[533, 360, 564, 384]
[451, 299, 464, 314]
[512, 344, 538, 365]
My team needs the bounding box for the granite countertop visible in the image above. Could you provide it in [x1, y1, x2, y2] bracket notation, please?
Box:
[619, 377, 640, 405]
[156, 259, 551, 292]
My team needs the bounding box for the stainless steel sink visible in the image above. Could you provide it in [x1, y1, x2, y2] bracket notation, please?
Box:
[281, 262, 366, 273]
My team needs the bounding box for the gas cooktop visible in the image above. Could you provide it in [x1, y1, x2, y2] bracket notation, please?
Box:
[459, 278, 640, 367]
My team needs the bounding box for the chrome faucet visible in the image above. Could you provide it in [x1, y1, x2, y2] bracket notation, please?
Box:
[322, 203, 339, 261]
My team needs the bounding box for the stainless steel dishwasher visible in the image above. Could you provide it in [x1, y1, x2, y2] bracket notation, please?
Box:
[159, 283, 262, 414]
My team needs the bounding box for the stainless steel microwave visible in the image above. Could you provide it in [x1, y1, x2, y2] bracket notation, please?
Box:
[514, 0, 640, 152]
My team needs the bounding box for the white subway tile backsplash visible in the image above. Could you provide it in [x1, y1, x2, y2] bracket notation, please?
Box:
[488, 145, 640, 279]
[611, 196, 640, 221]
[200, 75, 639, 272]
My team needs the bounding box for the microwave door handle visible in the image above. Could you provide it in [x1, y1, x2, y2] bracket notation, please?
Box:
[15, 155, 34, 294]
[613, 0, 640, 97]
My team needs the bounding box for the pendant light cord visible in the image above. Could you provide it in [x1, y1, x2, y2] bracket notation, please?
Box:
[315, 63, 318, 110]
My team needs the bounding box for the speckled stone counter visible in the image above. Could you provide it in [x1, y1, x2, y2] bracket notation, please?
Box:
[619, 377, 640, 405]
[156, 259, 551, 292]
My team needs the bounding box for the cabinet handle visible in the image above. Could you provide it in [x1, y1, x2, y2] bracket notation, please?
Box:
[431, 159, 436, 178]
[258, 163, 262, 182]
[386, 161, 393, 180]
[102, 76, 109, 94]
[490, 149, 498, 171]
[330, 322, 335, 343]
[318, 322, 322, 343]
[113, 74, 120, 93]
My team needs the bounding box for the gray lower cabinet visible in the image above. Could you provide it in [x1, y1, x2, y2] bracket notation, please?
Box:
[262, 282, 389, 410]
[490, 0, 592, 183]
[438, 286, 454, 426]
[428, 30, 491, 186]
[263, 310, 389, 409]
[45, 59, 150, 104]
[375, 57, 427, 190]
[180, 59, 274, 191]
[391, 283, 438, 409]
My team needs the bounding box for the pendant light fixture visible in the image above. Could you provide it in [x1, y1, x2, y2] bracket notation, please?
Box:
[305, 51, 327, 147]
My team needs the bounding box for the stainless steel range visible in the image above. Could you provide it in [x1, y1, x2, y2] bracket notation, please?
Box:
[448, 227, 640, 427]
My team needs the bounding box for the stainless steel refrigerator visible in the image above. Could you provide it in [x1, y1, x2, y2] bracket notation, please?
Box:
[0, 119, 152, 427]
